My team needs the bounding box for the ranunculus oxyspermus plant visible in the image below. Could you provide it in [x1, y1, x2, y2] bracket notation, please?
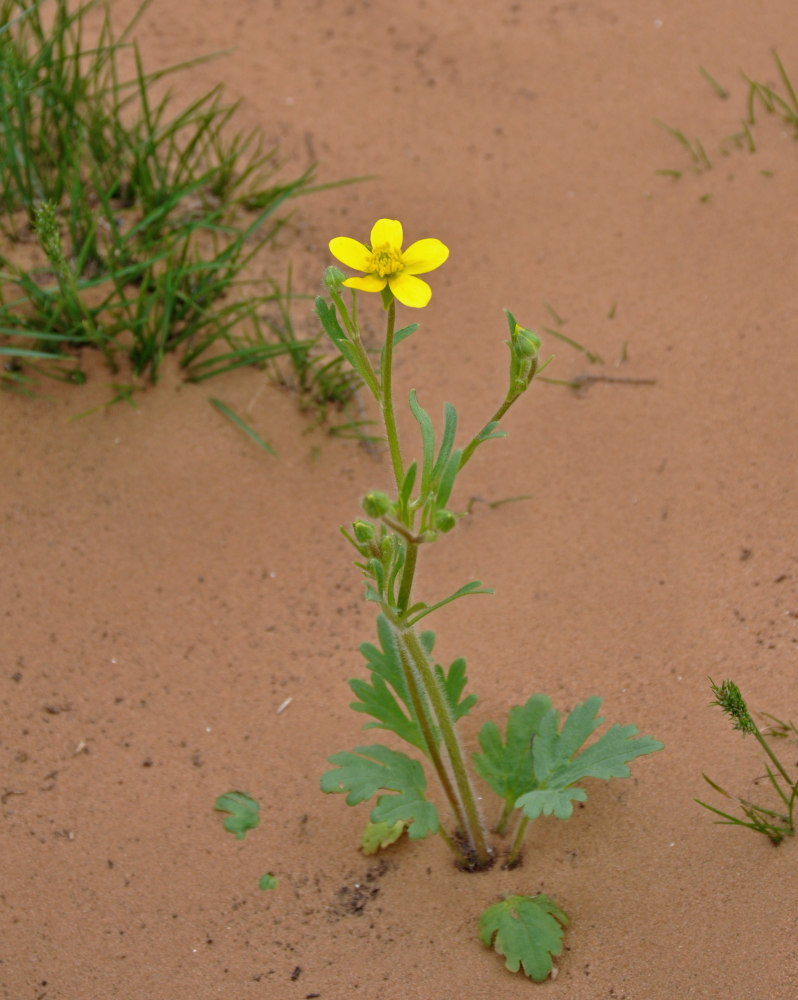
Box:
[316, 218, 663, 981]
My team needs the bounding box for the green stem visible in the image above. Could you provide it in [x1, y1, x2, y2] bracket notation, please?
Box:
[753, 726, 795, 791]
[397, 624, 492, 869]
[396, 539, 418, 614]
[459, 395, 514, 470]
[393, 631, 471, 843]
[381, 298, 404, 490]
[506, 814, 529, 868]
[495, 799, 514, 837]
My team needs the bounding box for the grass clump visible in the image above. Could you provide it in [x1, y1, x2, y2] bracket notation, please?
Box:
[656, 51, 798, 177]
[0, 0, 322, 396]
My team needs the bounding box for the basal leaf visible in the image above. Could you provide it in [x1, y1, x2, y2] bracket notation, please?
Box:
[214, 791, 260, 839]
[515, 698, 663, 821]
[479, 893, 569, 981]
[514, 786, 588, 820]
[320, 744, 438, 840]
[473, 694, 553, 805]
[259, 872, 278, 890]
[360, 819, 407, 854]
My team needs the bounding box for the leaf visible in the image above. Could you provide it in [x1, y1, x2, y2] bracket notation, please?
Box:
[479, 894, 569, 981]
[360, 819, 407, 854]
[473, 694, 553, 806]
[431, 401, 458, 484]
[408, 389, 435, 497]
[434, 656, 478, 722]
[320, 744, 439, 840]
[209, 398, 277, 454]
[515, 698, 664, 821]
[393, 322, 419, 347]
[259, 873, 278, 890]
[349, 614, 432, 752]
[350, 615, 477, 752]
[214, 791, 260, 839]
[406, 580, 492, 625]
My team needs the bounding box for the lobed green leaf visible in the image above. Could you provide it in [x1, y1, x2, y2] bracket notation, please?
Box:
[473, 694, 553, 806]
[214, 790, 260, 839]
[320, 744, 438, 839]
[515, 698, 664, 821]
[479, 893, 568, 981]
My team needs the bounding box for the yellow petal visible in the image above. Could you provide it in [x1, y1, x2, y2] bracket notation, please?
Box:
[370, 218, 403, 250]
[401, 238, 449, 275]
[329, 236, 371, 271]
[388, 272, 431, 308]
[344, 274, 387, 293]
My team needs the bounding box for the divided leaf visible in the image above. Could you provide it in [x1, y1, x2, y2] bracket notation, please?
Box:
[515, 697, 664, 821]
[320, 744, 439, 840]
[479, 894, 569, 981]
[214, 791, 260, 839]
[349, 614, 433, 752]
[434, 656, 477, 723]
[473, 693, 553, 807]
[349, 614, 476, 754]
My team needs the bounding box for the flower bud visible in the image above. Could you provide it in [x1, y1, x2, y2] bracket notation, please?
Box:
[323, 265, 346, 294]
[434, 509, 457, 533]
[512, 324, 541, 359]
[352, 519, 376, 544]
[362, 490, 392, 518]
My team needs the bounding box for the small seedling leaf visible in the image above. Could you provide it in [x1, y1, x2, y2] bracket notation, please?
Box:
[360, 818, 407, 854]
[320, 744, 438, 839]
[214, 791, 260, 839]
[259, 873, 278, 890]
[479, 893, 569, 981]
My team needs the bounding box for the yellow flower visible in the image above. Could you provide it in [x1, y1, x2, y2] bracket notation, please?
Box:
[329, 218, 449, 308]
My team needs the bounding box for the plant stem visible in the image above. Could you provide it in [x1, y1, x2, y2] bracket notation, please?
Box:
[459, 396, 514, 469]
[396, 623, 492, 869]
[381, 299, 404, 490]
[506, 814, 529, 868]
[396, 539, 418, 614]
[753, 726, 795, 791]
[392, 629, 472, 847]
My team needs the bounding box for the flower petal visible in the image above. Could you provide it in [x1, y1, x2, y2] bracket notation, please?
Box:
[388, 272, 432, 308]
[401, 238, 449, 275]
[370, 218, 403, 250]
[329, 236, 372, 271]
[344, 274, 387, 293]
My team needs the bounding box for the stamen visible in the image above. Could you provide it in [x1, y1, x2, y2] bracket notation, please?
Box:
[368, 243, 403, 277]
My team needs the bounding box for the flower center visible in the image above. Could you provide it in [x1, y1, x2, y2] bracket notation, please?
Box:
[368, 243, 404, 277]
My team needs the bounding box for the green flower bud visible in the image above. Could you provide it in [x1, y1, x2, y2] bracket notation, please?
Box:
[362, 490, 392, 518]
[323, 265, 346, 294]
[353, 519, 376, 544]
[434, 509, 457, 533]
[513, 324, 541, 358]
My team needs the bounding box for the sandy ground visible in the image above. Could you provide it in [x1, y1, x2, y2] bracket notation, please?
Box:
[2, 1, 798, 997]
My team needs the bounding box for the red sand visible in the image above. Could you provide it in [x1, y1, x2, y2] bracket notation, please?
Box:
[3, 1, 797, 997]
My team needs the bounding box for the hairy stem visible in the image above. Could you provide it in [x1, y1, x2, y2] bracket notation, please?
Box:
[395, 623, 492, 869]
[393, 630, 471, 849]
